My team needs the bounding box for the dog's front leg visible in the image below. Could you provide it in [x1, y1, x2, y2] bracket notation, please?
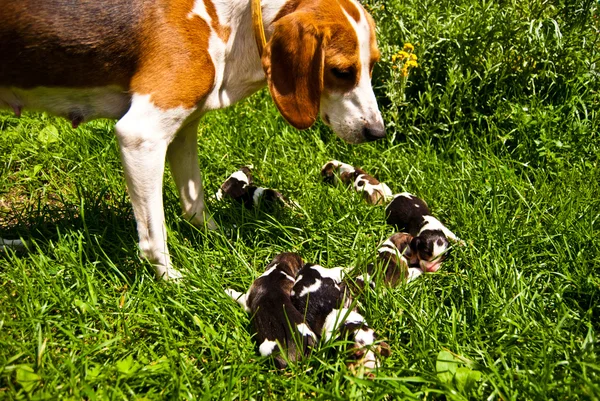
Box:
[115, 95, 193, 280]
[167, 119, 217, 230]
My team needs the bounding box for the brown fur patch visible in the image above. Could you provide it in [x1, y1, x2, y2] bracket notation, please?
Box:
[131, 0, 216, 109]
[204, 0, 231, 42]
[262, 12, 324, 129]
[337, 0, 361, 22]
[365, 12, 380, 75]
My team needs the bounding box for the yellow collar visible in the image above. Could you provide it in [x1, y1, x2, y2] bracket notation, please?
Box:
[251, 0, 267, 57]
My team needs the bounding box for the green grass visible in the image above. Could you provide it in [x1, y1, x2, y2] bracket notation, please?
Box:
[1, 0, 599, 399]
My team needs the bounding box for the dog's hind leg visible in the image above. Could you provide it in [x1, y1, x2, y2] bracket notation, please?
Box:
[167, 119, 217, 230]
[115, 94, 194, 281]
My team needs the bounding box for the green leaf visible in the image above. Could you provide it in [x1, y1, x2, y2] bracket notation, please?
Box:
[116, 355, 140, 375]
[38, 125, 59, 145]
[436, 350, 460, 383]
[16, 365, 41, 393]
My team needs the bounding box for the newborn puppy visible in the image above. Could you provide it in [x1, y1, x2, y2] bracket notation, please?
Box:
[291, 264, 349, 336]
[375, 232, 423, 285]
[291, 264, 389, 371]
[386, 193, 462, 272]
[321, 160, 392, 205]
[216, 166, 287, 209]
[226, 253, 316, 369]
[322, 308, 391, 372]
[216, 166, 253, 200]
[241, 186, 286, 209]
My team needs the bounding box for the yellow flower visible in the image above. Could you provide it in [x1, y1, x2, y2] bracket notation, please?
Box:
[406, 60, 418, 68]
[410, 53, 418, 61]
[403, 43, 414, 52]
[397, 50, 409, 60]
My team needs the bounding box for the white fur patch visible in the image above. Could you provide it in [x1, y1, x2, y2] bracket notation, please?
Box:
[259, 265, 278, 278]
[323, 308, 365, 341]
[252, 187, 265, 205]
[419, 215, 460, 241]
[281, 271, 296, 282]
[230, 170, 250, 185]
[309, 265, 345, 282]
[393, 192, 415, 200]
[377, 246, 398, 255]
[298, 279, 322, 297]
[297, 323, 317, 339]
[355, 327, 375, 346]
[407, 268, 423, 282]
[259, 339, 278, 356]
[225, 288, 250, 312]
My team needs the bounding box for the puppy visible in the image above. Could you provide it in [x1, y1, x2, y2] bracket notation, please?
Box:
[321, 160, 392, 205]
[226, 253, 316, 369]
[216, 167, 288, 209]
[291, 264, 349, 336]
[386, 193, 462, 272]
[322, 308, 391, 372]
[373, 232, 424, 285]
[291, 264, 389, 371]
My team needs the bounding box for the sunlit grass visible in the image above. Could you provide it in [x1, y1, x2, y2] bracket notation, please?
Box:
[1, 0, 599, 399]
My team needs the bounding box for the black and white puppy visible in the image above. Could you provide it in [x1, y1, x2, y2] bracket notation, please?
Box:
[226, 253, 316, 369]
[386, 193, 463, 272]
[291, 264, 349, 336]
[217, 166, 287, 209]
[321, 160, 392, 205]
[321, 308, 391, 372]
[375, 232, 425, 284]
[291, 264, 390, 371]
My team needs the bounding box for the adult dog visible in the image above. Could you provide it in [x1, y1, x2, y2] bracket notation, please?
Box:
[0, 0, 385, 279]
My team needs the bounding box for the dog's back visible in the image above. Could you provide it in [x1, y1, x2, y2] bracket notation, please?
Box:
[0, 0, 142, 89]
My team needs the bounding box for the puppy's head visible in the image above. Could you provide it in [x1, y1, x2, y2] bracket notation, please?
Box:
[411, 231, 450, 272]
[321, 160, 358, 186]
[219, 167, 253, 199]
[269, 252, 305, 277]
[262, 0, 384, 143]
[343, 322, 391, 373]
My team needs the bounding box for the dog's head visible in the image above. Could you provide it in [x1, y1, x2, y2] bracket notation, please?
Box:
[262, 0, 384, 144]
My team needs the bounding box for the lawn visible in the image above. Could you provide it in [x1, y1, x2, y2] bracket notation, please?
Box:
[1, 0, 599, 399]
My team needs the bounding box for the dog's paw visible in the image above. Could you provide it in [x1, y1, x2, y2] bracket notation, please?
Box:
[156, 265, 184, 282]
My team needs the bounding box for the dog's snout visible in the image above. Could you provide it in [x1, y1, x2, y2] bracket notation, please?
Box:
[362, 122, 386, 142]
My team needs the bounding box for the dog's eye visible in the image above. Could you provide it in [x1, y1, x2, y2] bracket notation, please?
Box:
[331, 68, 353, 80]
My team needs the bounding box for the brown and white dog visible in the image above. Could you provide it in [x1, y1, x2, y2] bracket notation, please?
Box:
[0, 0, 385, 279]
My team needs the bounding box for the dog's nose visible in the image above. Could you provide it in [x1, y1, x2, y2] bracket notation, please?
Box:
[362, 123, 386, 142]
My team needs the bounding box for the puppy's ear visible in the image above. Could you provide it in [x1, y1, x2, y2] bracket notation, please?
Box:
[378, 341, 392, 358]
[262, 12, 324, 130]
[410, 236, 420, 252]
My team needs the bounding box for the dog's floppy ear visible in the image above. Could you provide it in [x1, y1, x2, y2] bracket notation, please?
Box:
[262, 13, 324, 130]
